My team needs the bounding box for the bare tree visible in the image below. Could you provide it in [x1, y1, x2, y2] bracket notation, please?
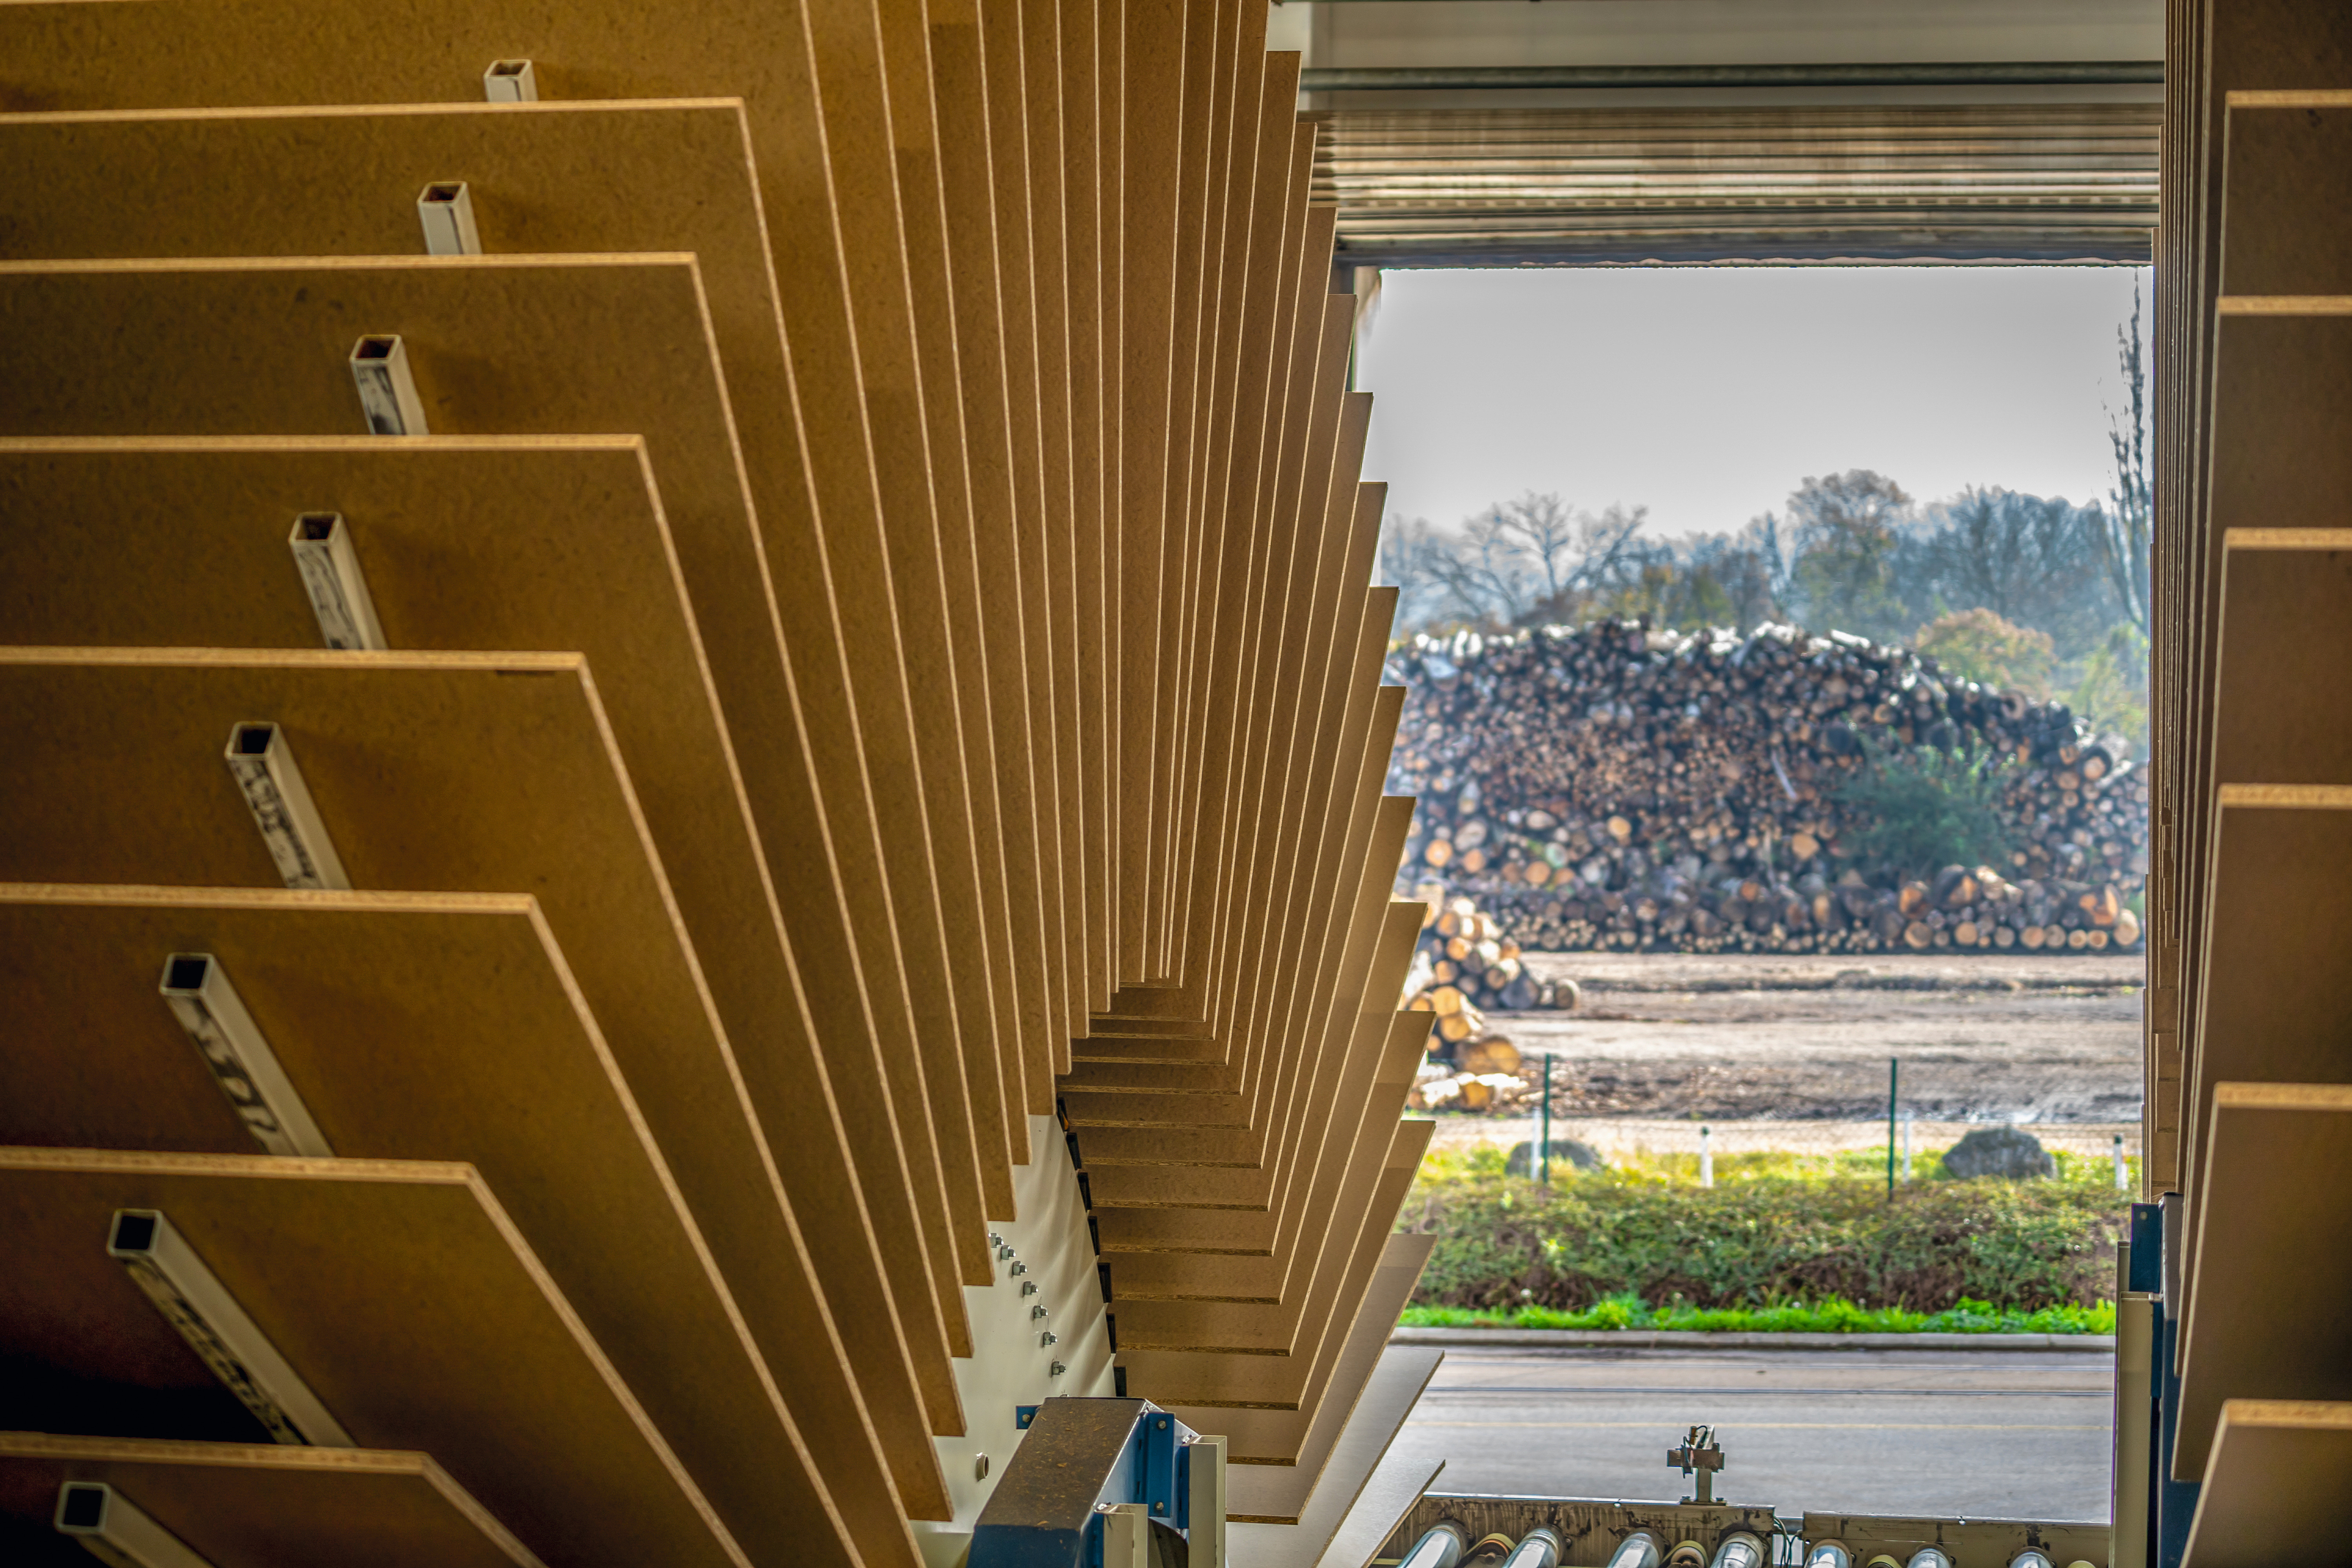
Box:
[2096, 285, 2152, 634]
[1425, 506, 1542, 626]
[1374, 512, 1451, 629]
[1489, 491, 1581, 604]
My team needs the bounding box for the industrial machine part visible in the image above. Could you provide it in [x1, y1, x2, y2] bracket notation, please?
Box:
[966, 1398, 1220, 1568]
[1377, 1432, 2111, 1567]
[1670, 1427, 1727, 1505]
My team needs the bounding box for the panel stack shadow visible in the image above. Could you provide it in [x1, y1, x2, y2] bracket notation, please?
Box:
[0, 2, 1433, 1563]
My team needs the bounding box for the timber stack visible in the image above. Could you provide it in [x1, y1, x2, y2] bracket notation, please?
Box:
[1388, 620, 2148, 955]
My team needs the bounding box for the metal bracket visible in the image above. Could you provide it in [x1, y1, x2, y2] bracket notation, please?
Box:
[1671, 1425, 1726, 1505]
[483, 59, 538, 102]
[54, 1483, 220, 1568]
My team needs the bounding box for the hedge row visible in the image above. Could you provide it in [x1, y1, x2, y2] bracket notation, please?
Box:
[1401, 1156, 2126, 1315]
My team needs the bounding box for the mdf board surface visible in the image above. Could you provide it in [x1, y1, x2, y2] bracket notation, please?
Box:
[0, 886, 903, 1567]
[2220, 94, 2352, 295]
[0, 8, 1021, 1221]
[2176, 1084, 2352, 1478]
[0, 1435, 539, 1568]
[0, 1150, 746, 1568]
[2179, 1401, 2352, 1568]
[1117, 1138, 1432, 1420]
[0, 435, 951, 1501]
[2184, 792, 2352, 1216]
[927, 0, 1066, 1104]
[2211, 536, 2352, 783]
[0, 258, 974, 1428]
[0, 650, 949, 1521]
[1224, 1340, 1441, 1526]
[1163, 1229, 1439, 1466]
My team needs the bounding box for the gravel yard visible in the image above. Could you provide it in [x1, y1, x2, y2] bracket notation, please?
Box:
[1445, 951, 2142, 1125]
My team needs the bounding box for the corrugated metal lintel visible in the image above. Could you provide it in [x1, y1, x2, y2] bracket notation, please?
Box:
[1315, 103, 2160, 267]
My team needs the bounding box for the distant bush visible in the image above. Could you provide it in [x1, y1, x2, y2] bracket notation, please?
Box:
[1399, 1295, 2115, 1336]
[1831, 734, 2018, 884]
[1399, 1145, 2125, 1318]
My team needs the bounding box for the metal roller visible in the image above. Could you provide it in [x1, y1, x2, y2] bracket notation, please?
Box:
[1804, 1543, 1853, 1568]
[1504, 1526, 1565, 1568]
[1710, 1532, 1767, 1568]
[1403, 1523, 1470, 1568]
[1608, 1530, 1666, 1568]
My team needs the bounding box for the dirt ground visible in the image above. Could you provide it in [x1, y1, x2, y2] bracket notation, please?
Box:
[1463, 951, 2143, 1125]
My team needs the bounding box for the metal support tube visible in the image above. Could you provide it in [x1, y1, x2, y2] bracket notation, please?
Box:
[54, 1483, 219, 1568]
[158, 952, 333, 1158]
[106, 1208, 353, 1446]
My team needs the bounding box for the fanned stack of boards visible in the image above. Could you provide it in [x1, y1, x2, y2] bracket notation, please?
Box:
[0, 2, 1441, 1564]
[2131, 4, 2352, 1566]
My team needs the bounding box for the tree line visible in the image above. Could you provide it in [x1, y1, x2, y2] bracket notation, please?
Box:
[1377, 296, 2152, 745]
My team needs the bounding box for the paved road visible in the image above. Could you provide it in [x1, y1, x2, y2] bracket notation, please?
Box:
[1388, 1345, 2116, 1523]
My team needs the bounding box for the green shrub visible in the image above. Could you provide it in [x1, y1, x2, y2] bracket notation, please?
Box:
[1398, 1152, 2125, 1319]
[1831, 733, 2018, 884]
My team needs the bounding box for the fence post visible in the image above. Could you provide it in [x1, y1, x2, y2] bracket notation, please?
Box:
[2114, 1132, 2128, 1192]
[1886, 1057, 1899, 1201]
[1539, 1053, 1553, 1186]
[1901, 1110, 1914, 1183]
[1699, 1124, 1713, 1189]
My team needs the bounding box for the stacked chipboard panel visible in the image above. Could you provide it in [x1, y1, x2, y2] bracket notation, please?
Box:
[2136, 3, 2352, 1566]
[0, 2, 1437, 1563]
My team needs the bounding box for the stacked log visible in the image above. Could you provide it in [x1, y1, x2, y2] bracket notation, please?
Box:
[1387, 620, 2148, 955]
[1400, 889, 1578, 1035]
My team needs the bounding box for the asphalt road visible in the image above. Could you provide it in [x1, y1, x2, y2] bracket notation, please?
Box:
[1388, 1345, 2116, 1523]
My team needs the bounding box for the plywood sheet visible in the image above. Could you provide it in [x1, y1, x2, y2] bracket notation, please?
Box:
[1226, 1344, 1441, 1527]
[0, 0, 1033, 1253]
[2220, 94, 2352, 295]
[0, 884, 900, 1566]
[1160, 1228, 1437, 1465]
[0, 254, 972, 1435]
[0, 648, 947, 1522]
[2182, 788, 2352, 1238]
[2177, 1083, 2352, 1478]
[2180, 1399, 2352, 1568]
[0, 1434, 538, 1568]
[0, 435, 950, 1488]
[0, 1150, 745, 1568]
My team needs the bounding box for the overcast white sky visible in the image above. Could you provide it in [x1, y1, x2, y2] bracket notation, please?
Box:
[1356, 265, 2152, 538]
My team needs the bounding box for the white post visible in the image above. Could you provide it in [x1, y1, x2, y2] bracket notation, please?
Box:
[2114, 1134, 2129, 1192]
[1902, 1111, 1914, 1182]
[1699, 1125, 1713, 1189]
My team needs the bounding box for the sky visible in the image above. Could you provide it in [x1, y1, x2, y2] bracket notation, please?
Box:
[1356, 265, 2152, 539]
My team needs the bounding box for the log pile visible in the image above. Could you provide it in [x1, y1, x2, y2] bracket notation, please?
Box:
[1388, 620, 2149, 955]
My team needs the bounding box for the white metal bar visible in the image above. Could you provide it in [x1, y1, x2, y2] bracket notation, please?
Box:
[483, 59, 538, 102]
[107, 1209, 354, 1446]
[222, 722, 351, 892]
[54, 1483, 220, 1568]
[159, 953, 333, 1158]
[348, 335, 427, 436]
[1184, 1434, 1225, 1567]
[1097, 1503, 1151, 1568]
[416, 182, 483, 257]
[286, 512, 388, 651]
